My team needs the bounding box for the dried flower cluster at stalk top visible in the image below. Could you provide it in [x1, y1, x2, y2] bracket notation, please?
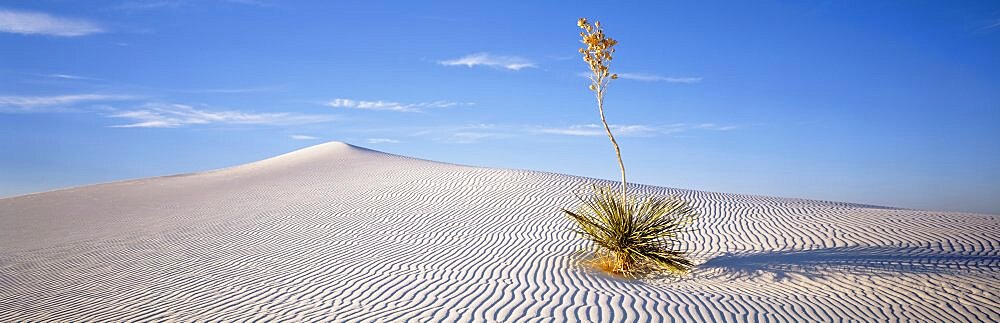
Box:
[578, 17, 619, 92]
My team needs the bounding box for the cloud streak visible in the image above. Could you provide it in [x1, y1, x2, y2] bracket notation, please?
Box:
[985, 19, 1000, 30]
[0, 94, 136, 112]
[425, 123, 737, 143]
[367, 138, 400, 144]
[184, 86, 281, 94]
[397, 124, 510, 144]
[289, 134, 319, 140]
[113, 0, 274, 11]
[539, 124, 658, 137]
[0, 9, 104, 36]
[35, 73, 100, 80]
[615, 73, 703, 84]
[439, 53, 536, 71]
[539, 123, 737, 137]
[350, 122, 739, 144]
[327, 98, 473, 112]
[108, 103, 336, 128]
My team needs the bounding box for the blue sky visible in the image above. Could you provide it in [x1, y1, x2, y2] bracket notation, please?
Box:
[1, 1, 998, 214]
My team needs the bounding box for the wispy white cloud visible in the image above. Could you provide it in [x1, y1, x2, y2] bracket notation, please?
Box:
[327, 98, 473, 112]
[367, 138, 400, 144]
[614, 73, 703, 84]
[220, 0, 274, 6]
[108, 103, 336, 128]
[289, 134, 319, 140]
[539, 123, 737, 137]
[0, 94, 136, 112]
[446, 132, 508, 144]
[112, 1, 182, 11]
[348, 122, 739, 144]
[985, 19, 1000, 30]
[0, 9, 104, 36]
[401, 124, 510, 144]
[578, 71, 702, 83]
[439, 53, 536, 71]
[184, 86, 280, 94]
[539, 124, 658, 137]
[684, 123, 739, 131]
[113, 0, 274, 11]
[35, 73, 99, 80]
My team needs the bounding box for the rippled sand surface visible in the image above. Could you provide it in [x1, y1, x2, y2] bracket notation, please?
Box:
[1, 142, 997, 321]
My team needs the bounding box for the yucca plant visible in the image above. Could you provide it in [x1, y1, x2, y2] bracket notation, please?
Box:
[567, 18, 697, 278]
[565, 186, 696, 277]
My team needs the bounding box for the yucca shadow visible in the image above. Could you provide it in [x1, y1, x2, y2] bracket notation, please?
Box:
[699, 246, 999, 281]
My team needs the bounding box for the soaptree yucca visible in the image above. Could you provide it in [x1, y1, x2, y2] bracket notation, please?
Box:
[564, 186, 696, 277]
[566, 18, 697, 277]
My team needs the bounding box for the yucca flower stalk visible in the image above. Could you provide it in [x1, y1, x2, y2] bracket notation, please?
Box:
[578, 17, 626, 202]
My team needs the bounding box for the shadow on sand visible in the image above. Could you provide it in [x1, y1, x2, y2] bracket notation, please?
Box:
[698, 246, 999, 281]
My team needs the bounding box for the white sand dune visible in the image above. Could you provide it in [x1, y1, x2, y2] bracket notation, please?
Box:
[1, 141, 997, 321]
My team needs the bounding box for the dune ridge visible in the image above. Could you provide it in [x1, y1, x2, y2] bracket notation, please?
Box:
[1, 141, 997, 321]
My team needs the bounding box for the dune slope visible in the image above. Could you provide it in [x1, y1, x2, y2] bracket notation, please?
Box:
[1, 142, 997, 321]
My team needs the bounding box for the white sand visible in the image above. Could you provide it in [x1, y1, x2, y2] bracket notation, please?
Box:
[1, 141, 997, 321]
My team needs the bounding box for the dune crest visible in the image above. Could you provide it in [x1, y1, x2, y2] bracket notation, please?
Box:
[1, 142, 997, 321]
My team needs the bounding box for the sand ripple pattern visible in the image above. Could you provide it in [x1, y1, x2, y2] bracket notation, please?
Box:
[1, 142, 997, 321]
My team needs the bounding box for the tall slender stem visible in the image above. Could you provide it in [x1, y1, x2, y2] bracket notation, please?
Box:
[596, 83, 627, 202]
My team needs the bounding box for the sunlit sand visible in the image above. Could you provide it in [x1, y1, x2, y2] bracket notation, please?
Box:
[1, 142, 996, 321]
